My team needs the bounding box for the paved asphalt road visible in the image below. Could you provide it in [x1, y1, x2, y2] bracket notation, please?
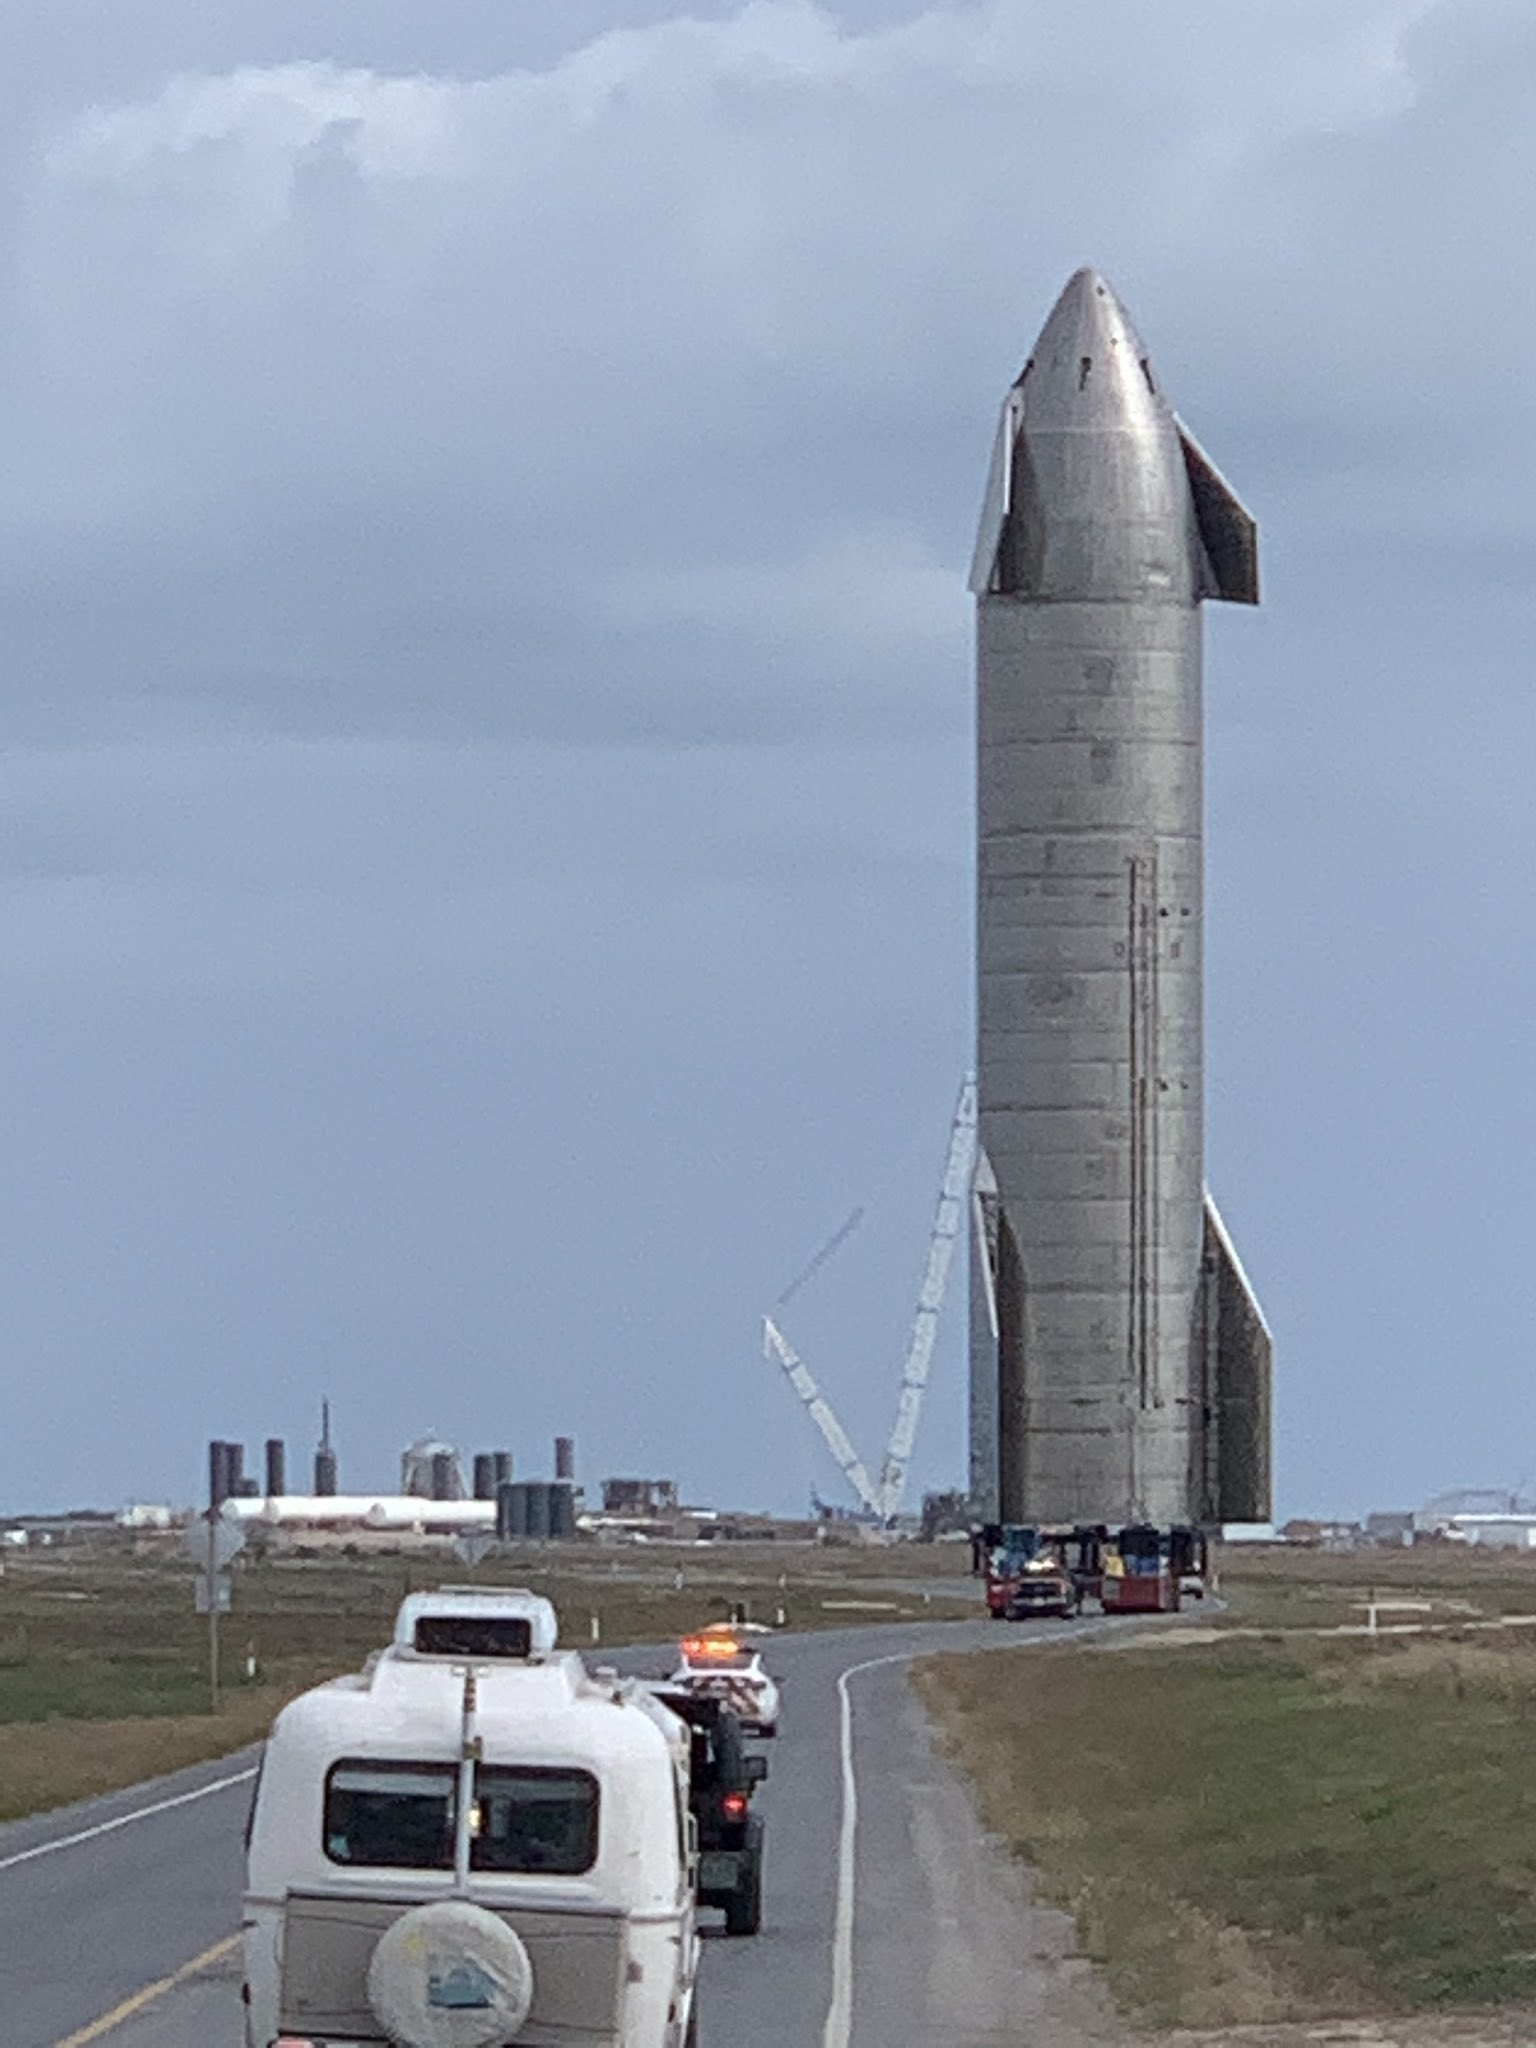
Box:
[0, 1613, 1114, 2047]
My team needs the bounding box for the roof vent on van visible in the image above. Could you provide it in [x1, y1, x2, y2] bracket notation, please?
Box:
[392, 1587, 558, 1660]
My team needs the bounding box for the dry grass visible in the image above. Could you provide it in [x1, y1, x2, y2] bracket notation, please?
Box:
[1213, 1542, 1536, 1634]
[0, 1690, 285, 1820]
[916, 1621, 1536, 2029]
[0, 1539, 972, 1822]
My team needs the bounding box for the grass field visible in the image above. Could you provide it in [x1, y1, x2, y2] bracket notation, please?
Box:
[1214, 1540, 1536, 1634]
[917, 1544, 1536, 2029]
[0, 1538, 973, 1821]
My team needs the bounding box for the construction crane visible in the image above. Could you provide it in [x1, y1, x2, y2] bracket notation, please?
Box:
[762, 1316, 883, 1519]
[875, 1078, 977, 1519]
[762, 1077, 977, 1523]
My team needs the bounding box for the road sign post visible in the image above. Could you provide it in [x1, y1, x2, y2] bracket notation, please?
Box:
[184, 1515, 244, 1714]
[207, 1510, 219, 1711]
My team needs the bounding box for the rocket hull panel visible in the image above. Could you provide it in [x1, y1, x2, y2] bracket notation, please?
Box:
[978, 600, 1203, 1529]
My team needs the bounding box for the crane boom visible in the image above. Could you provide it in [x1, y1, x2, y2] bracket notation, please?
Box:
[876, 1078, 978, 1520]
[762, 1316, 883, 1518]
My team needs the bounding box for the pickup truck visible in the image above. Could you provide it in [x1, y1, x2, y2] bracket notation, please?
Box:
[650, 1686, 767, 1936]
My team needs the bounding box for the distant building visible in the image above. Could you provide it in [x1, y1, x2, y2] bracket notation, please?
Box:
[401, 1439, 465, 1501]
[1445, 1515, 1536, 1549]
[1415, 1488, 1520, 1535]
[600, 1479, 678, 1517]
[1281, 1518, 1363, 1549]
[1364, 1511, 1413, 1547]
[919, 1490, 972, 1540]
[118, 1504, 174, 1530]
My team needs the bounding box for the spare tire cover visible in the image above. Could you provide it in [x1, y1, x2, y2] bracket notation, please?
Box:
[367, 1900, 535, 2048]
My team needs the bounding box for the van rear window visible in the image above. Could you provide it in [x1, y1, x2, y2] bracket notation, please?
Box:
[414, 1615, 532, 1658]
[324, 1761, 598, 1874]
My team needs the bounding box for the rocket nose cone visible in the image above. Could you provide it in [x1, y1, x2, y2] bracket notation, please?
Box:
[1057, 266, 1113, 314]
[1012, 266, 1162, 422]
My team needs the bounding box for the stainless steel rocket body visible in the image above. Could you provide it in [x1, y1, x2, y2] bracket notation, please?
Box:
[969, 270, 1266, 1529]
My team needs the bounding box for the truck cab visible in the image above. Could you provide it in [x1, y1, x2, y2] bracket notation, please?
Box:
[243, 1588, 699, 2048]
[976, 1523, 1042, 1616]
[1001, 1552, 1080, 1620]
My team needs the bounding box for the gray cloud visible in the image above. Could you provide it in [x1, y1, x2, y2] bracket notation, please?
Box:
[0, 0, 1461, 753]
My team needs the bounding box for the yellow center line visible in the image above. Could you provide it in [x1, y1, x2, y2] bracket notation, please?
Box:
[51, 1932, 240, 2048]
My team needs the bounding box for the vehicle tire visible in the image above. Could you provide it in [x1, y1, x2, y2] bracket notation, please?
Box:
[367, 1900, 534, 2047]
[723, 1850, 763, 1936]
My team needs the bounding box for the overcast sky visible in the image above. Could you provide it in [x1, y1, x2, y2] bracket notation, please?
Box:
[1, 0, 1531, 1519]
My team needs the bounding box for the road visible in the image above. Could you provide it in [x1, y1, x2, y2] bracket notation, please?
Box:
[0, 1615, 1121, 2048]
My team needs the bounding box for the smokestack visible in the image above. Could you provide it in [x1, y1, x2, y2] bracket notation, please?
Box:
[264, 1438, 286, 1498]
[554, 1436, 575, 1482]
[208, 1439, 231, 1513]
[313, 1398, 338, 1497]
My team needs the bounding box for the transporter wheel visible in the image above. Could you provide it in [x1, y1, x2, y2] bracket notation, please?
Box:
[367, 1900, 534, 2047]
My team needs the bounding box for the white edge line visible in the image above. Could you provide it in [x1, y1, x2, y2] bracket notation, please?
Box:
[823, 1651, 912, 2048]
[0, 1766, 258, 1876]
[821, 1616, 1134, 2048]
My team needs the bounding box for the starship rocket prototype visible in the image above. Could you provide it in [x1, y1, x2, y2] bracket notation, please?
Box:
[968, 268, 1272, 1530]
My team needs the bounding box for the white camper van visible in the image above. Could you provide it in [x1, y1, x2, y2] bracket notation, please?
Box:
[243, 1588, 699, 2048]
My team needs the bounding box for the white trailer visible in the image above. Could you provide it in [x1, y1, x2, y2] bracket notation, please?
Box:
[244, 1589, 698, 2047]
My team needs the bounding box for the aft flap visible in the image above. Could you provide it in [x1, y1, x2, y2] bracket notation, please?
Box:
[1202, 1193, 1272, 1524]
[1179, 424, 1259, 606]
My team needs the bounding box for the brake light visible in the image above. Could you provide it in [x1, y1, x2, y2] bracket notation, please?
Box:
[722, 1792, 748, 1820]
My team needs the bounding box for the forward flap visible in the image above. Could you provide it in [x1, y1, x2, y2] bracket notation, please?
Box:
[1179, 423, 1259, 605]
